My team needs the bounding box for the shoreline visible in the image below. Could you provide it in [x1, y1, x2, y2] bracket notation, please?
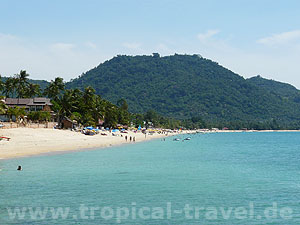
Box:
[0, 128, 190, 160]
[1, 135, 164, 161]
[1, 128, 299, 160]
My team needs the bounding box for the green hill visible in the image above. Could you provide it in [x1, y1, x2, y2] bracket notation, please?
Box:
[247, 75, 300, 103]
[66, 54, 300, 126]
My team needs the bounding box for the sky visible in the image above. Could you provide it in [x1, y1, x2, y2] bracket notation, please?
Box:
[1, 0, 300, 87]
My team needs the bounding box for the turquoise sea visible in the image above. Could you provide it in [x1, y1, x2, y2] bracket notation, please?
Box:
[1, 132, 300, 224]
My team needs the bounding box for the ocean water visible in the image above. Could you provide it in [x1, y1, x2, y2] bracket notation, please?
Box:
[1, 132, 300, 224]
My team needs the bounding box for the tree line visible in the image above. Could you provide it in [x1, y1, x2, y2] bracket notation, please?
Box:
[0, 71, 179, 129]
[1, 70, 299, 130]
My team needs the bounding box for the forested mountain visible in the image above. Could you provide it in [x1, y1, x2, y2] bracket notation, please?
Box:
[247, 75, 300, 103]
[66, 54, 300, 126]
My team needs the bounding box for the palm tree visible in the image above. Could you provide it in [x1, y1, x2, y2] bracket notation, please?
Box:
[6, 106, 27, 125]
[82, 86, 96, 108]
[15, 70, 30, 98]
[4, 77, 16, 97]
[92, 95, 105, 124]
[0, 97, 7, 115]
[17, 107, 27, 125]
[80, 87, 99, 126]
[102, 100, 118, 128]
[44, 77, 65, 100]
[69, 88, 82, 112]
[0, 75, 4, 93]
[56, 90, 74, 127]
[6, 107, 18, 122]
[24, 83, 41, 98]
[117, 99, 130, 125]
[117, 98, 129, 111]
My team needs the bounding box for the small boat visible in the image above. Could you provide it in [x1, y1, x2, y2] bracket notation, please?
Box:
[184, 137, 191, 141]
[173, 138, 180, 141]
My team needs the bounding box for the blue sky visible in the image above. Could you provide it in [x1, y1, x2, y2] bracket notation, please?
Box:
[1, 0, 300, 87]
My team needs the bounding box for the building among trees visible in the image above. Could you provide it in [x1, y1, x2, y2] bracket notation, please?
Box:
[4, 98, 52, 112]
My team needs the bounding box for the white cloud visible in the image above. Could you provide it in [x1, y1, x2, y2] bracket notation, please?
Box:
[195, 29, 235, 55]
[0, 33, 19, 42]
[85, 41, 97, 49]
[50, 42, 75, 51]
[122, 42, 141, 50]
[197, 29, 220, 42]
[0, 34, 106, 81]
[156, 43, 170, 52]
[1, 31, 300, 89]
[257, 30, 300, 46]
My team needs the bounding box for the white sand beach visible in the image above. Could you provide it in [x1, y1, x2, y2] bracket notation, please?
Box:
[0, 128, 179, 160]
[3, 127, 296, 160]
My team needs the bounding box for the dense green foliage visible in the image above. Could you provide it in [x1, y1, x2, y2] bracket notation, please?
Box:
[2, 54, 300, 130]
[247, 75, 300, 103]
[1, 73, 177, 129]
[42, 78, 131, 128]
[67, 54, 300, 127]
[0, 71, 43, 98]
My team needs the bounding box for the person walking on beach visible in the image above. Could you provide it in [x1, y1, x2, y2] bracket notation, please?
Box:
[133, 137, 135, 142]
[130, 136, 132, 142]
[125, 136, 128, 141]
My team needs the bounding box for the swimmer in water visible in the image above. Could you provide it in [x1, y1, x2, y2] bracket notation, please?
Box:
[17, 165, 22, 171]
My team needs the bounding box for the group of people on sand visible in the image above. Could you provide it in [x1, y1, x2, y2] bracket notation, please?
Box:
[124, 135, 135, 142]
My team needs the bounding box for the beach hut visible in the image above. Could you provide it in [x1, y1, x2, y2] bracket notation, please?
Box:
[62, 117, 77, 129]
